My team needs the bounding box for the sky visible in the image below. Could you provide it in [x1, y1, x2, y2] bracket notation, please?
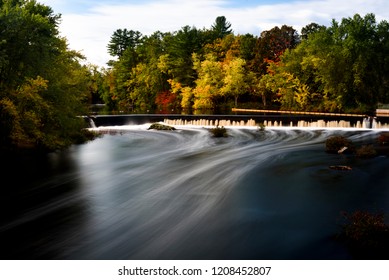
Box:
[39, 0, 389, 68]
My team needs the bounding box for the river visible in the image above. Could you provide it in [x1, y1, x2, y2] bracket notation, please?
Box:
[1, 124, 388, 259]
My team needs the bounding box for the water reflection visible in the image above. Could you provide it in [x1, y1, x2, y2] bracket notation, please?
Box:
[1, 127, 388, 259]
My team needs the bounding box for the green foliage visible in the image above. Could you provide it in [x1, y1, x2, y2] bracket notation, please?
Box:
[178, 87, 192, 110]
[279, 13, 389, 113]
[0, 0, 60, 87]
[101, 13, 389, 114]
[164, 25, 205, 86]
[0, 0, 94, 153]
[209, 126, 228, 137]
[192, 85, 214, 110]
[125, 62, 166, 110]
[0, 97, 22, 147]
[3, 3, 387, 156]
[107, 29, 142, 58]
[301, 22, 326, 40]
[74, 128, 101, 145]
[211, 16, 233, 39]
[259, 64, 313, 111]
[221, 57, 248, 107]
[192, 53, 223, 109]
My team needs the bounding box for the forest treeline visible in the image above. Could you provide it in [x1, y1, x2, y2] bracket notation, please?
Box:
[1, 0, 389, 153]
[100, 13, 389, 115]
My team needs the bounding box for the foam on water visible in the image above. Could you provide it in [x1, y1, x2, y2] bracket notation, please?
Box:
[2, 120, 389, 259]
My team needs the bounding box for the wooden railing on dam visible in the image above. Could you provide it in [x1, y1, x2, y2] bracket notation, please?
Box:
[232, 108, 366, 117]
[376, 109, 389, 117]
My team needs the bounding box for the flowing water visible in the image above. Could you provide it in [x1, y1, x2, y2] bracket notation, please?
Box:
[1, 125, 388, 259]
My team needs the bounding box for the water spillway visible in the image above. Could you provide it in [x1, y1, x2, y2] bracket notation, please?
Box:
[162, 118, 389, 129]
[87, 114, 389, 130]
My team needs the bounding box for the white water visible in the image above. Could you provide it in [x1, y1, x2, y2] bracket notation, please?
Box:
[161, 118, 389, 129]
[2, 125, 388, 259]
[74, 126, 388, 259]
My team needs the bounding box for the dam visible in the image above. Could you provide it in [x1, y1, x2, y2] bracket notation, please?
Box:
[86, 113, 389, 130]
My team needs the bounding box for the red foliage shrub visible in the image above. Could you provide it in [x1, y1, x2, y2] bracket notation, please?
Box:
[155, 90, 178, 109]
[337, 210, 389, 259]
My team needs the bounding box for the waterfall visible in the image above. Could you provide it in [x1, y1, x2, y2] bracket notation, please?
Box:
[88, 117, 97, 128]
[163, 118, 257, 127]
[161, 118, 389, 129]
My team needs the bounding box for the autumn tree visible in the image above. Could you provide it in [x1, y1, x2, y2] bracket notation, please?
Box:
[192, 53, 223, 110]
[101, 12, 389, 113]
[0, 0, 93, 152]
[203, 34, 237, 62]
[252, 25, 300, 75]
[221, 57, 249, 107]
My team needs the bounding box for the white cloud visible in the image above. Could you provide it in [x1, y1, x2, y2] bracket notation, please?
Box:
[49, 0, 389, 68]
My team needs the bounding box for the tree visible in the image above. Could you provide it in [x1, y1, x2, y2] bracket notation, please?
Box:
[313, 13, 387, 112]
[221, 57, 248, 107]
[192, 53, 223, 110]
[1, 0, 93, 152]
[155, 90, 179, 112]
[257, 59, 316, 111]
[100, 11, 389, 113]
[211, 16, 233, 39]
[253, 25, 300, 75]
[376, 20, 389, 104]
[98, 67, 119, 111]
[86, 64, 105, 105]
[339, 13, 388, 110]
[163, 26, 205, 86]
[125, 58, 169, 112]
[301, 22, 326, 40]
[203, 34, 237, 61]
[270, 13, 389, 113]
[238, 34, 257, 62]
[0, 0, 61, 89]
[107, 29, 142, 58]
